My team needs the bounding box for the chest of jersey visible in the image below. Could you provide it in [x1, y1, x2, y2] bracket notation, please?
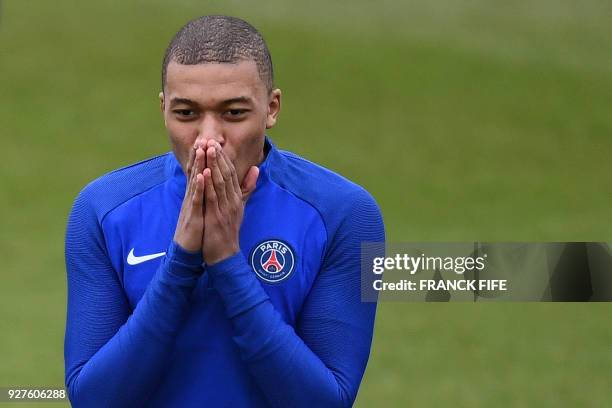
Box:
[101, 176, 327, 327]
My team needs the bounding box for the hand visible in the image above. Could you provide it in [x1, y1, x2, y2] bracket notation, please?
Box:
[173, 144, 206, 253]
[202, 140, 259, 264]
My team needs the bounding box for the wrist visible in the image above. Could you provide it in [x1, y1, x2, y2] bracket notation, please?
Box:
[204, 246, 240, 266]
[173, 234, 201, 253]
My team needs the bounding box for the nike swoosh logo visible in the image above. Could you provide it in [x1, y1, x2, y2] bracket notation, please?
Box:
[127, 248, 166, 265]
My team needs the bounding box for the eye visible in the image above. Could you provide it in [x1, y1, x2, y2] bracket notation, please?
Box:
[173, 109, 196, 119]
[224, 109, 249, 120]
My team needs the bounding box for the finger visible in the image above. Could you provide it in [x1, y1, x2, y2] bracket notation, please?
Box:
[183, 148, 197, 198]
[186, 146, 196, 177]
[192, 173, 205, 208]
[196, 138, 207, 168]
[241, 166, 260, 202]
[207, 145, 228, 209]
[215, 145, 241, 202]
[193, 147, 205, 177]
[214, 143, 233, 185]
[231, 162, 241, 199]
[186, 147, 203, 195]
[203, 167, 219, 213]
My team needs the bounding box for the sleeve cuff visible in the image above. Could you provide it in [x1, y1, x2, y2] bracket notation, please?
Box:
[205, 252, 246, 277]
[165, 240, 204, 278]
[206, 252, 270, 318]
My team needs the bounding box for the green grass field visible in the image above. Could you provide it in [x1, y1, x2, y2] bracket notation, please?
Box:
[1, 1, 611, 406]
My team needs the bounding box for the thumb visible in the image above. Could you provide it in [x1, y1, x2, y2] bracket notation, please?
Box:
[241, 165, 259, 201]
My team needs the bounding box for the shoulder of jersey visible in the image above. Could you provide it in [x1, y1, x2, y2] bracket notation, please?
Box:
[74, 153, 172, 222]
[273, 149, 374, 203]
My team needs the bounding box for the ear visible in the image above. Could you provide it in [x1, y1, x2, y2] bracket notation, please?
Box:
[159, 91, 165, 113]
[265, 89, 282, 129]
[241, 165, 260, 202]
[159, 92, 168, 127]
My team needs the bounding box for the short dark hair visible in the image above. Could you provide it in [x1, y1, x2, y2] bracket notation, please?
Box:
[161, 15, 274, 92]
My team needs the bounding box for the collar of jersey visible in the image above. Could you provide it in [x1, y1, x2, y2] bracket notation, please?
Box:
[167, 136, 276, 202]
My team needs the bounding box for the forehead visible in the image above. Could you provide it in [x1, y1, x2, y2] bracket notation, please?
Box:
[165, 60, 266, 103]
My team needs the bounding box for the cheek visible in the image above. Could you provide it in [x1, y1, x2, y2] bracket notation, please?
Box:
[221, 121, 264, 179]
[226, 122, 262, 156]
[166, 121, 197, 167]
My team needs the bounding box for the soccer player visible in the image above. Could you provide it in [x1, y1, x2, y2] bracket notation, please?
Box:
[64, 15, 385, 407]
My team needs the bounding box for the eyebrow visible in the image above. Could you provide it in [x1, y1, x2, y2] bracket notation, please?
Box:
[169, 96, 254, 108]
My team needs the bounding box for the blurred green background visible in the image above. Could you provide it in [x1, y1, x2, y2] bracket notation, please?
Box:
[1, 0, 611, 406]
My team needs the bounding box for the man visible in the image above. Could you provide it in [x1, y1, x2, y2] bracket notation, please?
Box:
[64, 15, 384, 407]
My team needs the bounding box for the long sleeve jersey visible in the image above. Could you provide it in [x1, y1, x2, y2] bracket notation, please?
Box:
[64, 137, 385, 407]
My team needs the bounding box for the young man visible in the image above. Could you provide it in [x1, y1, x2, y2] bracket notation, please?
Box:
[64, 15, 385, 407]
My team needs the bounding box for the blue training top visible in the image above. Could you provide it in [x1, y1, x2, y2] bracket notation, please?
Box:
[64, 137, 385, 407]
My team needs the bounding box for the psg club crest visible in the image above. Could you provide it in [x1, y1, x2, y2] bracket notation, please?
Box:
[250, 240, 295, 283]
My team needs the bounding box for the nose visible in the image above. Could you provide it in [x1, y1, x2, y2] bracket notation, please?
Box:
[194, 115, 225, 148]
